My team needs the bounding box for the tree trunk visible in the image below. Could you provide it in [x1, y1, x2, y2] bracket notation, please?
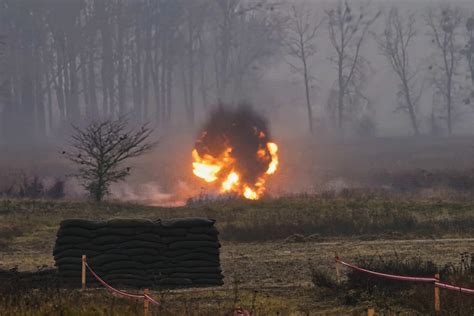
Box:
[337, 52, 344, 131]
[87, 47, 99, 118]
[302, 54, 313, 134]
[166, 62, 173, 122]
[402, 79, 419, 135]
[67, 46, 80, 123]
[133, 22, 143, 121]
[117, 0, 126, 116]
[34, 43, 46, 138]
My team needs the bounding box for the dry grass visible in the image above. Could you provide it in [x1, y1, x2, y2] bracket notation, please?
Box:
[328, 253, 474, 315]
[1, 193, 474, 315]
[2, 190, 474, 250]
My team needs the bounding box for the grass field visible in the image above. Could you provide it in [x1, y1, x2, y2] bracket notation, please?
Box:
[1, 192, 474, 315]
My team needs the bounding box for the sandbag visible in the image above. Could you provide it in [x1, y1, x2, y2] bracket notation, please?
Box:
[167, 253, 219, 263]
[158, 267, 222, 274]
[154, 227, 187, 236]
[158, 278, 193, 285]
[60, 219, 105, 230]
[168, 241, 220, 250]
[164, 247, 220, 257]
[169, 273, 223, 280]
[188, 226, 219, 235]
[95, 227, 138, 236]
[193, 278, 224, 285]
[76, 243, 120, 252]
[54, 249, 99, 260]
[134, 233, 161, 243]
[93, 235, 130, 245]
[131, 255, 164, 264]
[149, 262, 171, 270]
[57, 227, 97, 238]
[53, 245, 72, 256]
[90, 254, 131, 266]
[118, 240, 163, 249]
[55, 217, 223, 289]
[115, 248, 162, 257]
[55, 236, 91, 245]
[95, 269, 146, 276]
[106, 218, 154, 228]
[171, 260, 220, 268]
[101, 261, 146, 271]
[106, 279, 151, 287]
[55, 257, 82, 266]
[160, 218, 215, 228]
[103, 274, 148, 281]
[161, 234, 217, 244]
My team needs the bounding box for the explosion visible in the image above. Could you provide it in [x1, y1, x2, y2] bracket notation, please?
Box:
[192, 106, 279, 200]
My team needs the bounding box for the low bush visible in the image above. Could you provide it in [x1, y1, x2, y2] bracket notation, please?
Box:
[315, 253, 474, 315]
[0, 174, 64, 199]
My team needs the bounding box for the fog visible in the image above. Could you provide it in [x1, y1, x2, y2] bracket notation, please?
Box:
[1, 0, 474, 203]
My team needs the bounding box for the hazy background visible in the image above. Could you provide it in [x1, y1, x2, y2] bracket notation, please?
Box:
[1, 0, 474, 203]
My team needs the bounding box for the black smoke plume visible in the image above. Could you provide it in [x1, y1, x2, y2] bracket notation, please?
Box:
[194, 104, 273, 185]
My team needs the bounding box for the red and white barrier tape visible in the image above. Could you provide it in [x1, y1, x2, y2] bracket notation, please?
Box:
[336, 257, 437, 282]
[144, 294, 161, 306]
[435, 282, 474, 294]
[336, 256, 474, 294]
[234, 307, 252, 315]
[85, 262, 160, 305]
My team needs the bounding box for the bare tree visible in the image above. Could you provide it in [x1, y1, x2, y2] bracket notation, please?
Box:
[179, 0, 209, 125]
[326, 1, 379, 132]
[426, 6, 463, 135]
[377, 8, 422, 135]
[64, 118, 155, 202]
[0, 0, 287, 144]
[461, 15, 474, 105]
[211, 0, 280, 103]
[285, 4, 322, 134]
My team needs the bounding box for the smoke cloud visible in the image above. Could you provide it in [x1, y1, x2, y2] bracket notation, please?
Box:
[194, 105, 275, 186]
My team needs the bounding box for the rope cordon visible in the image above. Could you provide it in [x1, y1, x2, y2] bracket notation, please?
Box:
[336, 256, 474, 294]
[85, 262, 160, 305]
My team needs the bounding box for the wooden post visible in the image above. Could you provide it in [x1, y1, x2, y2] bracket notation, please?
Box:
[144, 288, 149, 316]
[434, 273, 440, 313]
[367, 307, 375, 316]
[81, 255, 86, 290]
[335, 252, 341, 284]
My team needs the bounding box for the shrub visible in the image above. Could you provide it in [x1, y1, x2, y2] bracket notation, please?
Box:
[0, 175, 64, 199]
[309, 265, 337, 290]
[340, 253, 474, 315]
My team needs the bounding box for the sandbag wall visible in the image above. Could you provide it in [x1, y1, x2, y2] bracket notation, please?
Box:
[54, 218, 223, 288]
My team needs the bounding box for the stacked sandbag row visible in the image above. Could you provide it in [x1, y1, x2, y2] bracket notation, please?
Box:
[158, 218, 222, 286]
[54, 218, 223, 289]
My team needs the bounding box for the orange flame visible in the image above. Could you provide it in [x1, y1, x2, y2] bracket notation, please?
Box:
[266, 142, 279, 175]
[192, 141, 279, 200]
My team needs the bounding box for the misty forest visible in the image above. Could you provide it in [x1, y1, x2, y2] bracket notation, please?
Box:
[3, 1, 474, 315]
[1, 0, 474, 145]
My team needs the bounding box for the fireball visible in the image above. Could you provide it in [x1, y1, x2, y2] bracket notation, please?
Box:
[191, 106, 279, 200]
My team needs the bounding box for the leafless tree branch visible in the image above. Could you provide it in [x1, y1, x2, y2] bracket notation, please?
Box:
[64, 117, 156, 202]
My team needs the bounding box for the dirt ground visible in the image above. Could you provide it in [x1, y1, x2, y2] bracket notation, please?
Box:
[1, 197, 473, 315]
[3, 238, 473, 286]
[221, 238, 474, 288]
[2, 238, 473, 315]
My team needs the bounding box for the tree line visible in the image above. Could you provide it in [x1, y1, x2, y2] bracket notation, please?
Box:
[0, 0, 283, 143]
[287, 2, 474, 136]
[0, 0, 474, 143]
